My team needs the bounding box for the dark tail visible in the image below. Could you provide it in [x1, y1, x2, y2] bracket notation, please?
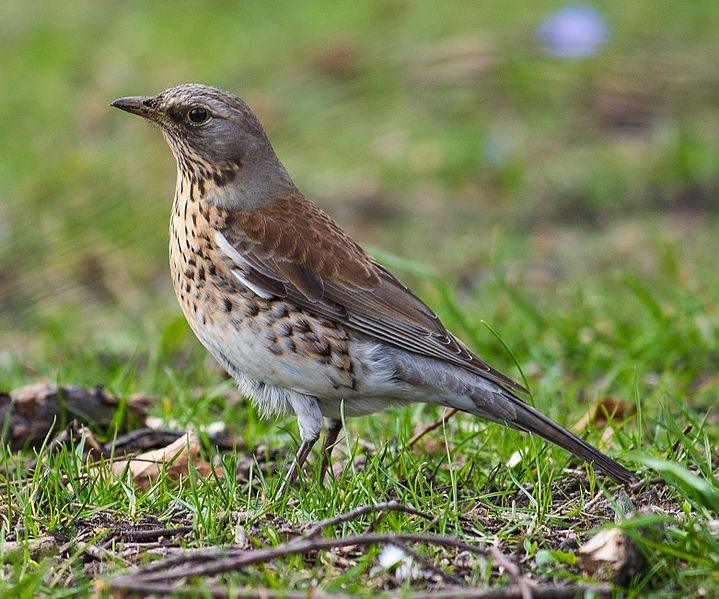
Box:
[495, 391, 635, 484]
[390, 348, 635, 483]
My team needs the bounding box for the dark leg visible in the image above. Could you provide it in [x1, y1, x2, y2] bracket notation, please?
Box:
[277, 437, 317, 497]
[319, 419, 343, 483]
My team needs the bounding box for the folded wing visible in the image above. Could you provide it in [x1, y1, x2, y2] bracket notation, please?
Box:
[216, 193, 528, 393]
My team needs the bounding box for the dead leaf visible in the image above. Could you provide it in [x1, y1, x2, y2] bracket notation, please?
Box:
[578, 527, 648, 585]
[572, 397, 634, 449]
[573, 397, 631, 432]
[106, 430, 220, 490]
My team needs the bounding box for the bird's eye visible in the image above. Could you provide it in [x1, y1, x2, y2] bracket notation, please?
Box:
[187, 106, 210, 124]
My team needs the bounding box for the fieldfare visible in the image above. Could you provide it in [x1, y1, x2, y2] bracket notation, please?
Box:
[112, 84, 634, 491]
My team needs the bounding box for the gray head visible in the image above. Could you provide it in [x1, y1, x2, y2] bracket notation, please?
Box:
[112, 83, 294, 207]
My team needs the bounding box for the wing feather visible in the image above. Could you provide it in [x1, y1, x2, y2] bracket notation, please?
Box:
[216, 193, 528, 393]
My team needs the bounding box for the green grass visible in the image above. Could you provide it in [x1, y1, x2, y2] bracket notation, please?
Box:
[2, 241, 718, 596]
[2, 1, 719, 597]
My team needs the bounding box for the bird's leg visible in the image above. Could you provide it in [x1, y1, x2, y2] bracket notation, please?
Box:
[277, 436, 318, 497]
[319, 418, 343, 483]
[278, 395, 324, 496]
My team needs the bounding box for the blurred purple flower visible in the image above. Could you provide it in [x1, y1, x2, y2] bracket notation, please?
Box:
[536, 4, 609, 59]
[483, 133, 512, 169]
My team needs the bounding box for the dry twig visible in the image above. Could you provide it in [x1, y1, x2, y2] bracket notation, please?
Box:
[399, 585, 610, 599]
[110, 532, 491, 585]
[407, 409, 458, 448]
[109, 526, 194, 543]
[390, 540, 466, 586]
[489, 546, 533, 599]
[109, 578, 607, 598]
[302, 500, 434, 538]
[668, 424, 693, 457]
[105, 580, 351, 598]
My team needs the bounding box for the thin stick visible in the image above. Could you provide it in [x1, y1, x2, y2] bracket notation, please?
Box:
[489, 546, 533, 599]
[302, 500, 434, 539]
[112, 526, 195, 542]
[408, 409, 459, 448]
[391, 540, 465, 586]
[120, 547, 215, 575]
[397, 585, 610, 599]
[668, 424, 693, 457]
[107, 532, 606, 599]
[110, 532, 491, 584]
[108, 580, 352, 598]
[110, 578, 607, 599]
[629, 476, 665, 492]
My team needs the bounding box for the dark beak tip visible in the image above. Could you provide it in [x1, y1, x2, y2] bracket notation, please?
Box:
[110, 95, 154, 117]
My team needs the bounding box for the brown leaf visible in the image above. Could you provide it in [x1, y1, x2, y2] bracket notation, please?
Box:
[573, 397, 631, 432]
[578, 527, 648, 585]
[572, 397, 634, 449]
[107, 430, 220, 490]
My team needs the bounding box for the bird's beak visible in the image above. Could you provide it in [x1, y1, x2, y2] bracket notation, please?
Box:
[110, 96, 159, 120]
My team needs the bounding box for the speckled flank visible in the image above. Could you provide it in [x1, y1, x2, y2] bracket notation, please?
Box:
[169, 183, 359, 395]
[262, 308, 357, 389]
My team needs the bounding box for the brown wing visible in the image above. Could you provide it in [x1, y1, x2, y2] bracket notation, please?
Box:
[220, 193, 528, 393]
[230, 194, 379, 289]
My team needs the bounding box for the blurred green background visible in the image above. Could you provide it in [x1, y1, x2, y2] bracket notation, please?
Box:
[3, 5, 719, 594]
[1, 0, 718, 375]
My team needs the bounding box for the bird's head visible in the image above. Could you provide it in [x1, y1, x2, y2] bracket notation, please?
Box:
[112, 83, 293, 207]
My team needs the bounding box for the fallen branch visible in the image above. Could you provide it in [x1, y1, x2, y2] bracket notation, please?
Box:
[110, 532, 492, 584]
[109, 578, 607, 599]
[399, 585, 610, 599]
[0, 535, 58, 559]
[102, 429, 188, 456]
[102, 430, 219, 490]
[110, 526, 195, 543]
[0, 382, 152, 450]
[302, 500, 434, 539]
[25, 420, 103, 470]
[104, 580, 351, 598]
[102, 427, 244, 457]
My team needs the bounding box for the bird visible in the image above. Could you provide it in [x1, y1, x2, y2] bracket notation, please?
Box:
[111, 84, 634, 492]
